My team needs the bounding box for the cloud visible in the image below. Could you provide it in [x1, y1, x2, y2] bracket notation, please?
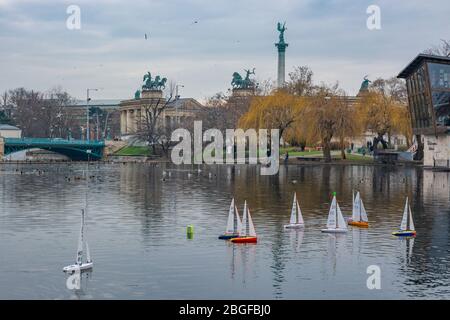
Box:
[0, 0, 449, 100]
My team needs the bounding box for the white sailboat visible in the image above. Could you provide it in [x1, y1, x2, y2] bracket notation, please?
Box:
[219, 198, 242, 240]
[392, 197, 416, 237]
[321, 194, 348, 233]
[348, 191, 369, 227]
[230, 201, 257, 243]
[284, 192, 305, 229]
[63, 208, 93, 272]
[64, 166, 93, 273]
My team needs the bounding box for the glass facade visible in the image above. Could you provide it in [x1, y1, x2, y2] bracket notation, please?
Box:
[428, 63, 450, 125]
[402, 59, 450, 131]
[405, 64, 432, 130]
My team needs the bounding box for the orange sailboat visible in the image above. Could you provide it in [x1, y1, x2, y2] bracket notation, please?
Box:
[230, 201, 257, 244]
[348, 191, 369, 228]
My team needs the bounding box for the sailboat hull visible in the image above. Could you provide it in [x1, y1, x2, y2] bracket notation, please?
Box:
[63, 262, 93, 273]
[321, 228, 347, 233]
[348, 220, 369, 228]
[218, 233, 240, 240]
[230, 236, 257, 243]
[392, 230, 416, 237]
[284, 223, 305, 229]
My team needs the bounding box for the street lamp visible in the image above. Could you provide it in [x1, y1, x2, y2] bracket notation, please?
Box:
[86, 88, 99, 142]
[86, 149, 92, 162]
[175, 84, 184, 124]
[175, 84, 184, 100]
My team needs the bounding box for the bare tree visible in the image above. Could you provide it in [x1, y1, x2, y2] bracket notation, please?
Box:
[197, 92, 229, 131]
[0, 91, 12, 124]
[135, 89, 175, 155]
[255, 78, 275, 96]
[371, 77, 407, 104]
[1, 91, 7, 108]
[424, 39, 450, 57]
[8, 87, 75, 138]
[286, 66, 315, 96]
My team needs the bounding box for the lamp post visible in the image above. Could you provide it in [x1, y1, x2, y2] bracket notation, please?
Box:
[175, 84, 184, 124]
[86, 149, 91, 163]
[86, 88, 99, 142]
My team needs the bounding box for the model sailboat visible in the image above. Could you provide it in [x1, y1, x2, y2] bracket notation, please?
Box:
[392, 197, 416, 237]
[321, 193, 348, 233]
[219, 198, 242, 240]
[348, 191, 369, 228]
[64, 166, 93, 273]
[63, 208, 93, 272]
[284, 193, 305, 229]
[230, 201, 257, 243]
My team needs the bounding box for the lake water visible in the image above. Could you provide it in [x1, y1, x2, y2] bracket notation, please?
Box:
[0, 162, 449, 299]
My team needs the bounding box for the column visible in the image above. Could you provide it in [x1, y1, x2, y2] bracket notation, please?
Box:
[126, 110, 132, 134]
[121, 110, 127, 135]
[275, 42, 288, 88]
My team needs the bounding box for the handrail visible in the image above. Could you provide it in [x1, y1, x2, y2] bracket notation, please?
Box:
[4, 138, 105, 146]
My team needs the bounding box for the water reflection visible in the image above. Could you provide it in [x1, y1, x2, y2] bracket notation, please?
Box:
[1, 163, 450, 298]
[65, 270, 92, 300]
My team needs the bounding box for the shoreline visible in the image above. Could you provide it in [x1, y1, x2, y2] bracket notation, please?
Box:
[0, 157, 424, 168]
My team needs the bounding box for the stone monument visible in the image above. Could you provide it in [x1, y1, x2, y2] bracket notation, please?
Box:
[230, 68, 257, 97]
[275, 22, 288, 88]
[119, 71, 167, 135]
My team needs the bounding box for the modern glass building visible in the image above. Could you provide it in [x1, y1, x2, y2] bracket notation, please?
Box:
[398, 54, 450, 134]
[398, 54, 450, 167]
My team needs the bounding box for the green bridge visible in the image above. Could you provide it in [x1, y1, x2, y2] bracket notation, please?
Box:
[3, 138, 105, 161]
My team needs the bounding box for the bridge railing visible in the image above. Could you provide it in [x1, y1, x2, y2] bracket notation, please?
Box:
[4, 138, 105, 146]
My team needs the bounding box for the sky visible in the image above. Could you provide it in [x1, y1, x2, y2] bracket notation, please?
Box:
[0, 0, 449, 102]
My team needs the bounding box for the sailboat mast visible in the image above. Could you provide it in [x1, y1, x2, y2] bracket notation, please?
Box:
[335, 197, 338, 228]
[407, 200, 410, 230]
[359, 198, 362, 222]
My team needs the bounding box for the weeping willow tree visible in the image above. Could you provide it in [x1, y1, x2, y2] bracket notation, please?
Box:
[301, 85, 361, 162]
[357, 89, 412, 149]
[238, 90, 306, 146]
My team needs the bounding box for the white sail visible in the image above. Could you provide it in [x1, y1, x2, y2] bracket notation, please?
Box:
[400, 198, 409, 231]
[360, 197, 368, 222]
[76, 209, 85, 265]
[409, 205, 415, 231]
[352, 192, 361, 221]
[297, 202, 304, 225]
[241, 201, 248, 236]
[235, 206, 242, 234]
[290, 193, 297, 224]
[225, 198, 235, 234]
[86, 242, 91, 263]
[336, 202, 347, 230]
[326, 196, 337, 229]
[247, 208, 257, 237]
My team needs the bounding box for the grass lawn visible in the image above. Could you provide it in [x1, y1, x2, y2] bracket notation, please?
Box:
[285, 148, 374, 163]
[115, 146, 152, 156]
[280, 147, 322, 157]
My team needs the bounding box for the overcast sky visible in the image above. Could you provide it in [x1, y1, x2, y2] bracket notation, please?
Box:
[0, 0, 449, 102]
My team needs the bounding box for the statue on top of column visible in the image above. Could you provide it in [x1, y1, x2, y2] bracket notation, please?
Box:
[277, 22, 287, 44]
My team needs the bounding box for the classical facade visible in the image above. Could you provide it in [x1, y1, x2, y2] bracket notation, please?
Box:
[66, 99, 121, 140]
[119, 89, 203, 137]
